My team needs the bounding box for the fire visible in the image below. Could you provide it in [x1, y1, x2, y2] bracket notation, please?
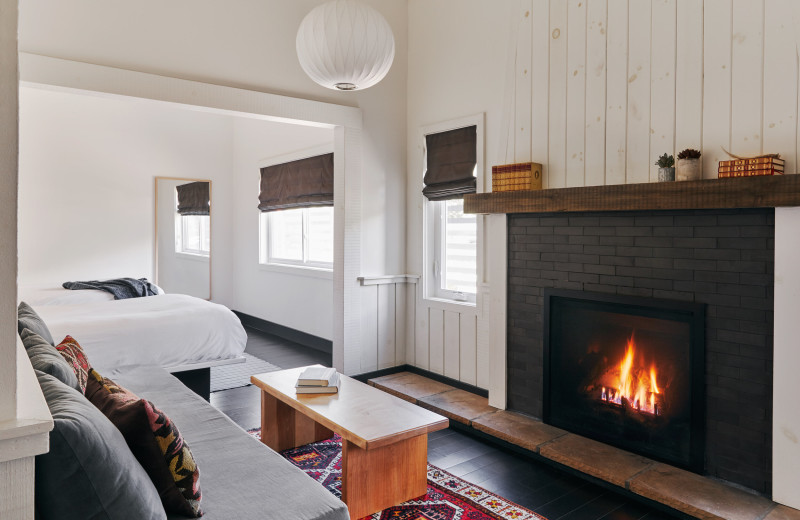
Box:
[599, 335, 663, 416]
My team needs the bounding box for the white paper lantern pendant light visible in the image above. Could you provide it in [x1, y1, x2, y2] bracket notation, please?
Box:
[296, 0, 395, 91]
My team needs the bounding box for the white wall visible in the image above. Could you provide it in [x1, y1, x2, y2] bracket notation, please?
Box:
[0, 0, 17, 424]
[773, 207, 800, 509]
[155, 178, 211, 299]
[407, 0, 518, 389]
[19, 0, 408, 373]
[504, 0, 800, 187]
[18, 0, 408, 277]
[231, 118, 335, 340]
[408, 0, 800, 505]
[18, 88, 236, 306]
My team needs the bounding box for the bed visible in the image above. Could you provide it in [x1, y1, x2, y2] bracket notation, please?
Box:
[23, 287, 247, 398]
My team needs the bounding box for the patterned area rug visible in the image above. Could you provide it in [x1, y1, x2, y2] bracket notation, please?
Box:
[248, 428, 546, 520]
[209, 353, 281, 392]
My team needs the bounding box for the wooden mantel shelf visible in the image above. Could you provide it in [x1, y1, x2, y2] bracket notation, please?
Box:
[463, 175, 800, 215]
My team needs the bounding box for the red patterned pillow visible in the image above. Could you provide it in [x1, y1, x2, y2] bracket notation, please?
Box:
[55, 335, 91, 393]
[85, 369, 203, 517]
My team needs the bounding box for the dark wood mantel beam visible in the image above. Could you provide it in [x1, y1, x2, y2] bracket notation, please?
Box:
[464, 175, 800, 215]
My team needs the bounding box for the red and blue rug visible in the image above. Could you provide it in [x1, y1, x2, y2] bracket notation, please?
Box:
[248, 428, 546, 520]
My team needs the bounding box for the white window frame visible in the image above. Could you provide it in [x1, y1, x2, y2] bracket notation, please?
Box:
[259, 207, 334, 270]
[258, 144, 335, 275]
[422, 113, 485, 307]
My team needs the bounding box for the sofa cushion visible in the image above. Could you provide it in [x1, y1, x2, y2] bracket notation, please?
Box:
[18, 301, 54, 345]
[35, 370, 166, 520]
[20, 328, 80, 391]
[55, 335, 91, 393]
[86, 369, 203, 518]
[112, 365, 349, 520]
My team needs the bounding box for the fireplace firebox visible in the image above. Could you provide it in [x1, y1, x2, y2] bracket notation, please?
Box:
[543, 289, 706, 472]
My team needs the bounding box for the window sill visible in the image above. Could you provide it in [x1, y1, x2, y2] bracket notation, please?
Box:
[258, 262, 333, 280]
[423, 296, 478, 313]
[175, 252, 210, 262]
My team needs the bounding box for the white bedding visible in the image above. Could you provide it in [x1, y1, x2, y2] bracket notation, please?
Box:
[21, 286, 116, 306]
[20, 284, 166, 306]
[34, 294, 247, 373]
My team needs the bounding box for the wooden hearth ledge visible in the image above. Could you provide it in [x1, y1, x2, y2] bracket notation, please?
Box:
[368, 372, 800, 520]
[464, 175, 800, 215]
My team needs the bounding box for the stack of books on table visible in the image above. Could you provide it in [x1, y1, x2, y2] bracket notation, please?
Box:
[295, 366, 340, 394]
[718, 157, 784, 178]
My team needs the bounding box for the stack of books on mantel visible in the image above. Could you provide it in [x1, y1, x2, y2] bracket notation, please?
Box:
[295, 366, 340, 394]
[718, 156, 784, 178]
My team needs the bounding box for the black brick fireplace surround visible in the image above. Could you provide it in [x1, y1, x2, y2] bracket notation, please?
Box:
[506, 208, 774, 495]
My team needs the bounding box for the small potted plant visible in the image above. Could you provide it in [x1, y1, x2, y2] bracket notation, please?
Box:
[676, 148, 702, 181]
[655, 153, 675, 182]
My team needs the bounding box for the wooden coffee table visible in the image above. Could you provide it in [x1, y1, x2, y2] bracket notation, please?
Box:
[251, 366, 448, 519]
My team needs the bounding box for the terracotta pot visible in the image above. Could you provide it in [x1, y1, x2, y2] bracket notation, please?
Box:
[676, 159, 702, 181]
[658, 167, 675, 182]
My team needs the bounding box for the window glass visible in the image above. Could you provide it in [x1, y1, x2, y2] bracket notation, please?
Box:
[268, 209, 304, 262]
[306, 207, 334, 264]
[441, 198, 477, 295]
[176, 215, 210, 256]
[261, 207, 333, 269]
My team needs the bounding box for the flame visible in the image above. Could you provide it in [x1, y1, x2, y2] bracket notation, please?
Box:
[599, 335, 662, 415]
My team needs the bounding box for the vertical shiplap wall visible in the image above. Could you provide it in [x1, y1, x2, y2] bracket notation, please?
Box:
[507, 0, 800, 184]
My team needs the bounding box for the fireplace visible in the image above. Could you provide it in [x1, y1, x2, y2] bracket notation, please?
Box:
[543, 289, 706, 472]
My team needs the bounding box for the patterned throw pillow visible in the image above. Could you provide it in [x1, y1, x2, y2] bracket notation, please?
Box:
[85, 369, 203, 517]
[55, 336, 91, 393]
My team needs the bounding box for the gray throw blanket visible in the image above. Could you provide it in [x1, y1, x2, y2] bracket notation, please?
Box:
[62, 278, 159, 300]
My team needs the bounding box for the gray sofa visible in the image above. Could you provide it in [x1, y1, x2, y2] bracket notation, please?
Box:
[114, 365, 350, 520]
[22, 300, 349, 520]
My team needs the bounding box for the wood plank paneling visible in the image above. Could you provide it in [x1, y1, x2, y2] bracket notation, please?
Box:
[443, 311, 460, 380]
[702, 0, 733, 178]
[395, 283, 407, 366]
[625, 0, 651, 185]
[566, 0, 587, 187]
[548, 0, 568, 188]
[675, 0, 703, 155]
[406, 284, 416, 366]
[585, 0, 608, 186]
[415, 300, 429, 371]
[649, 0, 676, 182]
[508, 0, 799, 185]
[459, 313, 478, 386]
[428, 308, 445, 375]
[377, 284, 396, 370]
[531, 0, 550, 175]
[762, 0, 798, 174]
[516, 1, 533, 164]
[361, 284, 378, 372]
[605, 0, 629, 185]
[477, 286, 491, 390]
[730, 0, 765, 157]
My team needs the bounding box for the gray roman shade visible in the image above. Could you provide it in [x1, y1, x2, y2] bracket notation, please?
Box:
[259, 153, 334, 212]
[423, 125, 477, 201]
[176, 182, 210, 216]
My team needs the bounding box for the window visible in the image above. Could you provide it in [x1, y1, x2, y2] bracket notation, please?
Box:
[422, 117, 482, 304]
[432, 198, 477, 301]
[260, 207, 333, 269]
[174, 191, 210, 257]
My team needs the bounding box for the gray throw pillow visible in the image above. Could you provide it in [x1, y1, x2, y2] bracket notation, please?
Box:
[20, 329, 80, 392]
[18, 301, 55, 345]
[35, 371, 167, 520]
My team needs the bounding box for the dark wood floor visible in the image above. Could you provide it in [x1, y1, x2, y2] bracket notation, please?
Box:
[211, 327, 682, 520]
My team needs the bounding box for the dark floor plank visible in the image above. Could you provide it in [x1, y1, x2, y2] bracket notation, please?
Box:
[211, 326, 682, 520]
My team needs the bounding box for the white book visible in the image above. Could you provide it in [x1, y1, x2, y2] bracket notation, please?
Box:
[295, 372, 340, 394]
[296, 366, 337, 387]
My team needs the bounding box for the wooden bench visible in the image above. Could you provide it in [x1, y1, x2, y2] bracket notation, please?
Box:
[251, 366, 449, 519]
